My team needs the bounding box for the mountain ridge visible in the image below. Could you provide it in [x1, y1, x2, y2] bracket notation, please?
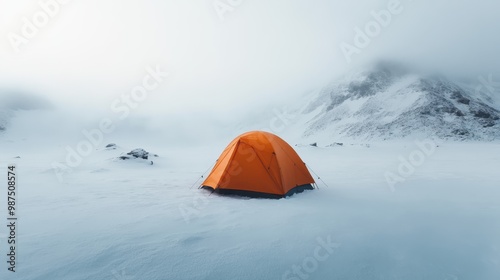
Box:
[0, 91, 53, 132]
[289, 62, 500, 141]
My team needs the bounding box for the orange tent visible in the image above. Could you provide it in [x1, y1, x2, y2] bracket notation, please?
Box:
[201, 131, 315, 198]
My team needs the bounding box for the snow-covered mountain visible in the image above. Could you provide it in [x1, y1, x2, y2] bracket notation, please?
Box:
[0, 91, 53, 131]
[293, 62, 500, 141]
[0, 106, 11, 132]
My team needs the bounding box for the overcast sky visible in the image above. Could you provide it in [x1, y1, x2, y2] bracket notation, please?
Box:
[1, 0, 499, 117]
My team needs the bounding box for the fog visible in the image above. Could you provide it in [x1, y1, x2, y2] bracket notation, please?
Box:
[1, 0, 499, 121]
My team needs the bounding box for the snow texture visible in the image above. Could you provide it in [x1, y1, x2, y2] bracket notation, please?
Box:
[0, 136, 499, 280]
[0, 64, 499, 280]
[294, 62, 500, 142]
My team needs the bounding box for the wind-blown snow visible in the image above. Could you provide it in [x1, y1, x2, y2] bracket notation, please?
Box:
[0, 122, 499, 279]
[1, 64, 499, 279]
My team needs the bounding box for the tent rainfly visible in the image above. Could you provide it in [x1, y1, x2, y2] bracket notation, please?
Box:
[201, 131, 316, 198]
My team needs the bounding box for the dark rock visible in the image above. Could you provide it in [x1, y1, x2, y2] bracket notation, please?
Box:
[441, 107, 464, 117]
[127, 148, 149, 159]
[105, 143, 117, 149]
[451, 91, 470, 105]
[118, 148, 152, 161]
[310, 142, 318, 147]
[474, 110, 492, 119]
[326, 142, 344, 147]
[452, 129, 470, 136]
[483, 122, 495, 128]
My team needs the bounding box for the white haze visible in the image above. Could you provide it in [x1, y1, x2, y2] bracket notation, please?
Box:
[1, 3, 500, 279]
[1, 0, 499, 138]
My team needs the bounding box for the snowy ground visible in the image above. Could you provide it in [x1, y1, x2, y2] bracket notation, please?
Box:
[0, 130, 499, 280]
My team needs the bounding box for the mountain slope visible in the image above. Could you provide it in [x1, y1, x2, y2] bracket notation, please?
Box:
[296, 63, 500, 141]
[0, 91, 53, 132]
